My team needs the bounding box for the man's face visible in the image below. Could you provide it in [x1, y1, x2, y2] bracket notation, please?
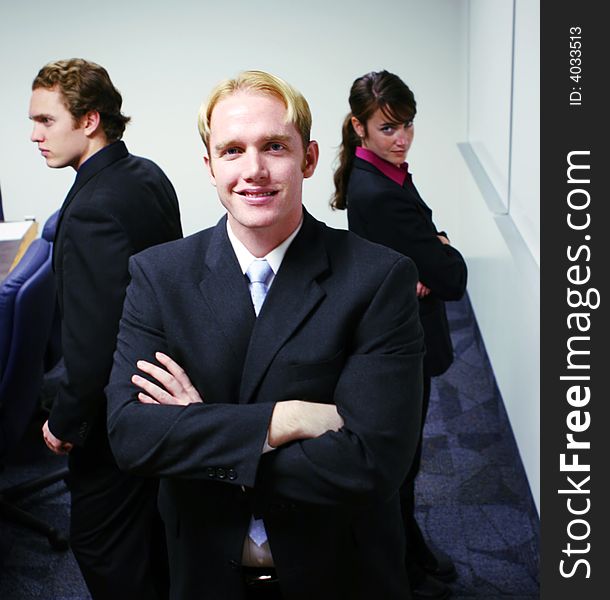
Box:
[205, 91, 318, 248]
[29, 86, 90, 170]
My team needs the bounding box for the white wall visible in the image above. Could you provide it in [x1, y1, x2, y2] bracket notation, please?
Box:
[467, 0, 514, 211]
[510, 0, 541, 266]
[465, 0, 540, 265]
[458, 0, 540, 511]
[0, 0, 466, 239]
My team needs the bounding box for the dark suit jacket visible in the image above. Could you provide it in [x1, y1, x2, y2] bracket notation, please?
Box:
[106, 211, 425, 600]
[49, 141, 182, 446]
[347, 157, 467, 376]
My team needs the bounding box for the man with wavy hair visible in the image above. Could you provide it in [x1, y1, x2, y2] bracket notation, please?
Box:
[30, 58, 182, 599]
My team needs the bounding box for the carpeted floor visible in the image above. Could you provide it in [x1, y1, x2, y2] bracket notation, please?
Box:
[416, 297, 539, 599]
[0, 295, 539, 599]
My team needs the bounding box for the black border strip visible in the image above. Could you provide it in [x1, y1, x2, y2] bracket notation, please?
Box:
[541, 2, 606, 597]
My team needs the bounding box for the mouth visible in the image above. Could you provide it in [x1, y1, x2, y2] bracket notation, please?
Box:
[235, 189, 278, 204]
[39, 149, 50, 157]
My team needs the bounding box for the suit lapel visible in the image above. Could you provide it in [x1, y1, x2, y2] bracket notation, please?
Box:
[402, 176, 434, 221]
[198, 219, 256, 369]
[52, 187, 74, 271]
[239, 213, 329, 404]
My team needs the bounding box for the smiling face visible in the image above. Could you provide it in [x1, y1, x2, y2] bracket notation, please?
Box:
[352, 107, 414, 167]
[29, 86, 95, 170]
[205, 91, 318, 255]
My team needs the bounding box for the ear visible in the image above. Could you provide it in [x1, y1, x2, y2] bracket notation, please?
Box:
[82, 110, 102, 137]
[351, 116, 365, 139]
[203, 154, 216, 186]
[302, 140, 319, 179]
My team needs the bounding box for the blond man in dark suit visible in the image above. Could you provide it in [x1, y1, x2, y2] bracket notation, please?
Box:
[107, 71, 424, 600]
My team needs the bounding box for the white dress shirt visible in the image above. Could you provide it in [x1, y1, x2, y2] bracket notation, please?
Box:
[225, 216, 303, 567]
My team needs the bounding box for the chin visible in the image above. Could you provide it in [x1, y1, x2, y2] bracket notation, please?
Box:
[48, 159, 71, 169]
[231, 210, 275, 230]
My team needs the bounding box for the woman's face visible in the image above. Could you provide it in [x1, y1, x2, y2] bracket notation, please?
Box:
[352, 108, 414, 166]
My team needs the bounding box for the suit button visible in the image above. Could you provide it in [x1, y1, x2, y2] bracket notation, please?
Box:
[228, 469, 237, 480]
[216, 468, 226, 479]
[206, 467, 216, 478]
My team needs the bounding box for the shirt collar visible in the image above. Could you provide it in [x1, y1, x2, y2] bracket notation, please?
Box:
[226, 217, 303, 278]
[355, 146, 409, 186]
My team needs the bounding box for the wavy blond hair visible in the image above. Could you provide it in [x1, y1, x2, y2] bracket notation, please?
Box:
[198, 70, 311, 153]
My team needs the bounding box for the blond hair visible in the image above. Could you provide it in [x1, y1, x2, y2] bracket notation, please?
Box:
[198, 70, 312, 153]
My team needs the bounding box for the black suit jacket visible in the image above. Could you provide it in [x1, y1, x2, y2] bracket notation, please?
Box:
[347, 157, 467, 376]
[107, 211, 425, 599]
[49, 141, 182, 445]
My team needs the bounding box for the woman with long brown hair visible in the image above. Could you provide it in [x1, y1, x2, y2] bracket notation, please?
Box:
[332, 70, 467, 600]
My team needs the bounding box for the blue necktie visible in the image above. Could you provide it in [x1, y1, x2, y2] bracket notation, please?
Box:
[245, 259, 273, 546]
[246, 259, 273, 316]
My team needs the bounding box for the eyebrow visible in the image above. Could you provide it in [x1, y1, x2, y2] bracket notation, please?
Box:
[380, 119, 412, 127]
[29, 113, 53, 121]
[214, 134, 293, 155]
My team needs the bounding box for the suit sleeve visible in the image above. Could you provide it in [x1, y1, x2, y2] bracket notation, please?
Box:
[253, 256, 425, 508]
[49, 202, 132, 444]
[352, 186, 467, 300]
[106, 256, 275, 488]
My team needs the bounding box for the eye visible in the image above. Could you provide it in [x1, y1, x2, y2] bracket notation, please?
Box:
[267, 142, 285, 152]
[404, 120, 414, 128]
[380, 125, 395, 135]
[224, 147, 242, 157]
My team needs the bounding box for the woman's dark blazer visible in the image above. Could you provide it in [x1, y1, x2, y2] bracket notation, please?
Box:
[347, 157, 467, 376]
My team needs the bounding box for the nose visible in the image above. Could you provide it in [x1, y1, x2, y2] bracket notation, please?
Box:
[243, 150, 268, 182]
[31, 123, 44, 143]
[395, 128, 409, 147]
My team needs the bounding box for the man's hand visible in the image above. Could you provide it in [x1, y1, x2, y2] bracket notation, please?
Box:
[42, 420, 73, 455]
[131, 354, 340, 449]
[268, 400, 344, 448]
[437, 234, 450, 245]
[132, 352, 203, 406]
[416, 281, 431, 298]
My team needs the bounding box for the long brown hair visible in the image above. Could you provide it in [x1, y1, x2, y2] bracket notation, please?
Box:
[331, 71, 417, 210]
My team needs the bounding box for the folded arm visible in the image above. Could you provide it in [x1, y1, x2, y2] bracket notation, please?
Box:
[107, 254, 424, 506]
[107, 256, 316, 488]
[132, 352, 344, 443]
[356, 189, 467, 300]
[253, 256, 425, 507]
